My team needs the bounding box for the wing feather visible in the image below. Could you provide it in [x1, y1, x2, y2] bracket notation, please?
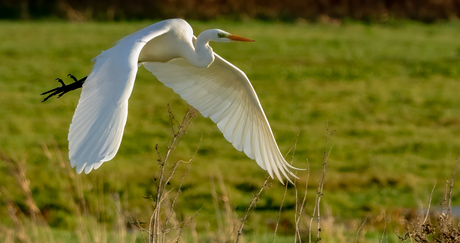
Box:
[68, 21, 170, 174]
[143, 52, 299, 183]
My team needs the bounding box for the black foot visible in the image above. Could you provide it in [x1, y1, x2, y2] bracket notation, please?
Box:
[41, 74, 87, 102]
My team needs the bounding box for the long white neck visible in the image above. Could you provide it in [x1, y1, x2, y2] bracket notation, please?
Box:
[187, 30, 215, 68]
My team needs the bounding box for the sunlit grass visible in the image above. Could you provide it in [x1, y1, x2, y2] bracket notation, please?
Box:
[1, 20, 460, 240]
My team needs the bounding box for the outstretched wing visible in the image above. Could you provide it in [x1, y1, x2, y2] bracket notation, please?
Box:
[143, 52, 299, 183]
[68, 22, 171, 174]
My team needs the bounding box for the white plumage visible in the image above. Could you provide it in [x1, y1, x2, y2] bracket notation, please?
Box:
[68, 18, 299, 183]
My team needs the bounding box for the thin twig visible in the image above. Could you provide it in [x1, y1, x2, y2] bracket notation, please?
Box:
[112, 196, 151, 235]
[295, 161, 310, 243]
[164, 134, 202, 187]
[210, 176, 225, 240]
[309, 122, 335, 243]
[162, 165, 193, 241]
[273, 175, 289, 243]
[234, 176, 271, 243]
[273, 133, 300, 242]
[163, 208, 201, 243]
[354, 216, 368, 243]
[447, 162, 458, 216]
[148, 106, 197, 243]
[379, 214, 387, 243]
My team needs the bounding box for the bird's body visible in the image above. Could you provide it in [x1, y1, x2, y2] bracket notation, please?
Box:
[138, 19, 195, 63]
[62, 19, 298, 183]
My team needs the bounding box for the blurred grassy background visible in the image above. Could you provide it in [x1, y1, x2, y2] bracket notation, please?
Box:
[1, 19, 460, 241]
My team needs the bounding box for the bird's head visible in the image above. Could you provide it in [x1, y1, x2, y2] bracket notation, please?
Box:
[206, 29, 255, 43]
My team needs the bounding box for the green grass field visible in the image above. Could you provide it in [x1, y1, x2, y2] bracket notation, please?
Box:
[1, 19, 460, 241]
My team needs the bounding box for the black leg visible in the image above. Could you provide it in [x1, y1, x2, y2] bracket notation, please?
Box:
[41, 74, 87, 102]
[68, 74, 78, 82]
[56, 78, 66, 86]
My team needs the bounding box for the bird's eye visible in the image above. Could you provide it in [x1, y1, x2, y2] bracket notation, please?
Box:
[217, 33, 226, 38]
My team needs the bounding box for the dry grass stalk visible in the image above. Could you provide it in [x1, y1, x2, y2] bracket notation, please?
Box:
[0, 225, 15, 243]
[309, 124, 335, 243]
[208, 172, 241, 243]
[379, 214, 387, 243]
[216, 173, 237, 235]
[444, 162, 458, 215]
[2, 143, 92, 243]
[111, 193, 128, 242]
[0, 153, 41, 223]
[0, 152, 57, 242]
[47, 140, 96, 243]
[273, 175, 289, 243]
[51, 139, 88, 216]
[398, 161, 460, 242]
[273, 133, 300, 242]
[210, 176, 225, 241]
[42, 139, 90, 237]
[354, 217, 368, 243]
[1, 186, 29, 243]
[295, 161, 310, 243]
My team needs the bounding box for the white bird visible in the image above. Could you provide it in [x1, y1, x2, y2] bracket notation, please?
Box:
[61, 19, 298, 183]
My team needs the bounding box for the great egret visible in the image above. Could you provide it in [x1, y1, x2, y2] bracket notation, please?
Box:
[43, 19, 299, 183]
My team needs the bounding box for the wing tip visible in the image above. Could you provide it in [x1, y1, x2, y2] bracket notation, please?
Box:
[263, 156, 302, 185]
[71, 159, 105, 174]
[74, 161, 86, 174]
